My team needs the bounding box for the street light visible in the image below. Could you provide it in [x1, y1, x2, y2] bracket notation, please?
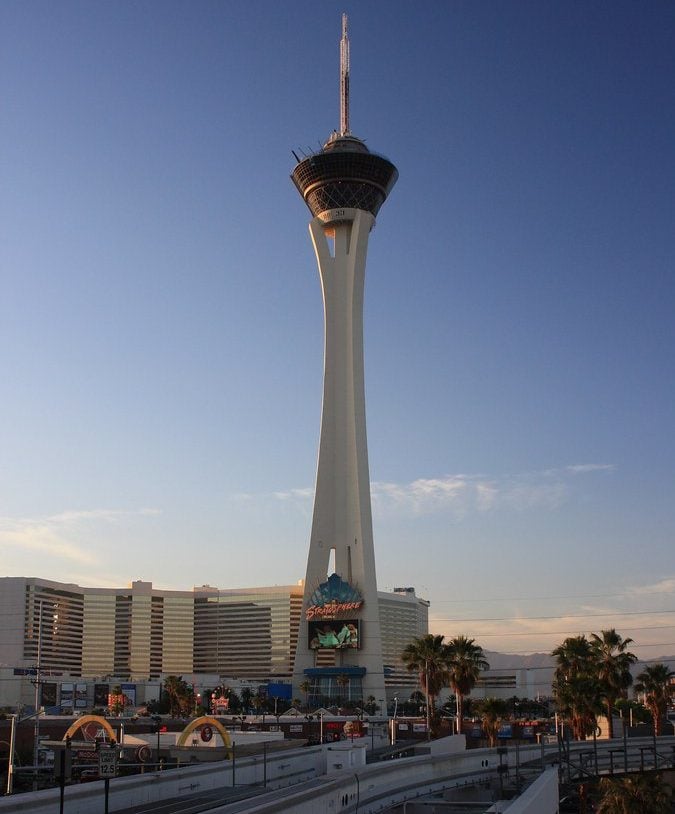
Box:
[152, 716, 162, 767]
[7, 708, 44, 795]
[391, 696, 398, 746]
[32, 599, 44, 790]
[425, 659, 431, 741]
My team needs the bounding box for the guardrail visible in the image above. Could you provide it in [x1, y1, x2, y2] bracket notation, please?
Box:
[1, 735, 673, 814]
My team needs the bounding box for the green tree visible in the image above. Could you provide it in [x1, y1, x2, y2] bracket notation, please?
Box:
[614, 698, 651, 725]
[445, 635, 489, 730]
[634, 663, 675, 736]
[240, 687, 253, 713]
[552, 635, 602, 740]
[335, 674, 350, 707]
[162, 676, 193, 718]
[401, 634, 452, 720]
[475, 697, 508, 747]
[298, 680, 312, 710]
[596, 774, 671, 813]
[225, 688, 241, 713]
[590, 629, 637, 739]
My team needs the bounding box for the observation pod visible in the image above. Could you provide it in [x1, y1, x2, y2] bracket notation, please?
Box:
[291, 133, 398, 225]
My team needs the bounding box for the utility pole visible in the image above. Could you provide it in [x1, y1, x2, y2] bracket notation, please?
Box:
[32, 599, 44, 790]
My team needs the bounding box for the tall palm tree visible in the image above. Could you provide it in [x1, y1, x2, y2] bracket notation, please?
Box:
[163, 675, 191, 718]
[445, 635, 489, 730]
[475, 697, 508, 748]
[552, 635, 602, 740]
[298, 679, 312, 710]
[590, 629, 637, 739]
[401, 634, 451, 720]
[596, 774, 671, 813]
[634, 663, 675, 737]
[335, 674, 350, 707]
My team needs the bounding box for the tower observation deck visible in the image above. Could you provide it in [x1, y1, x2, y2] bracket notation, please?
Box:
[291, 134, 398, 222]
[291, 15, 398, 706]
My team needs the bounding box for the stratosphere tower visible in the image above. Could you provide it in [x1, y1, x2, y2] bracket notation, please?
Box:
[291, 15, 398, 705]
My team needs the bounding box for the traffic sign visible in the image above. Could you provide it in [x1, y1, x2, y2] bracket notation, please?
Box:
[99, 749, 117, 778]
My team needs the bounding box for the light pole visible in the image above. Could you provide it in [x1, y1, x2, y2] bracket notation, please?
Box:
[32, 600, 45, 790]
[6, 714, 17, 795]
[152, 716, 161, 767]
[425, 660, 431, 741]
[391, 696, 398, 745]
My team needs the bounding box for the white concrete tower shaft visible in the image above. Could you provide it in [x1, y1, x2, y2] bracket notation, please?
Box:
[293, 209, 385, 701]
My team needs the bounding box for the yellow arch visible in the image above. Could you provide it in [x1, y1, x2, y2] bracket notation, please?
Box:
[63, 715, 117, 743]
[177, 716, 232, 756]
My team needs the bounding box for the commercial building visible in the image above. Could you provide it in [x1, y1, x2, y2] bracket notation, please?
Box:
[0, 576, 428, 709]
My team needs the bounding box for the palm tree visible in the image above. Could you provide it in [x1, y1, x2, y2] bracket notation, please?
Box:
[590, 629, 637, 739]
[162, 676, 179, 718]
[552, 635, 602, 740]
[401, 634, 451, 721]
[445, 635, 489, 731]
[335, 674, 350, 708]
[475, 697, 508, 747]
[298, 680, 312, 710]
[596, 774, 671, 813]
[634, 663, 675, 737]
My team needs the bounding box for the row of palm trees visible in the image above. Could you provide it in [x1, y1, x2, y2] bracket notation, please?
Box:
[552, 629, 674, 739]
[401, 629, 674, 742]
[401, 634, 488, 728]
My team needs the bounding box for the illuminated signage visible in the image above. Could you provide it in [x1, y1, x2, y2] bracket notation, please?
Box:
[305, 573, 363, 621]
[308, 619, 360, 650]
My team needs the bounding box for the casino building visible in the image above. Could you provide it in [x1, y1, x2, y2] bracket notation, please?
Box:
[0, 576, 428, 709]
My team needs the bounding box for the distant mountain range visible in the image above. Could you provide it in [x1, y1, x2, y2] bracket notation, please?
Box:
[484, 650, 675, 671]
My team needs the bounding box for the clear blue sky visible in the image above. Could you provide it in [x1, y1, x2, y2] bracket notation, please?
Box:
[2, 1, 674, 660]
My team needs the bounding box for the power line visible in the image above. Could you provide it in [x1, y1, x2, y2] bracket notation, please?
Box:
[431, 592, 639, 604]
[431, 609, 675, 624]
[460, 624, 675, 637]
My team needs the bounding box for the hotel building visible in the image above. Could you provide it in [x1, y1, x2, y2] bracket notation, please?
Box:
[0, 576, 427, 707]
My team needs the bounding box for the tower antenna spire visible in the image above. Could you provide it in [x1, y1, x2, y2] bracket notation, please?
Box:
[340, 12, 350, 135]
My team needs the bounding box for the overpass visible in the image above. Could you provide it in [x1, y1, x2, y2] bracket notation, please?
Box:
[1, 735, 674, 814]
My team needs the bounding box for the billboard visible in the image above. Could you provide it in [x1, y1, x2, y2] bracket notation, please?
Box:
[267, 682, 292, 701]
[60, 683, 74, 711]
[121, 683, 136, 707]
[75, 683, 88, 708]
[305, 574, 363, 622]
[308, 619, 359, 649]
[211, 695, 230, 714]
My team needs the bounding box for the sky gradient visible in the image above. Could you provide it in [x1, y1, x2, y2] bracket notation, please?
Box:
[2, 1, 674, 662]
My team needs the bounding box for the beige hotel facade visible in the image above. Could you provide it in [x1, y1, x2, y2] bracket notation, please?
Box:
[0, 576, 428, 709]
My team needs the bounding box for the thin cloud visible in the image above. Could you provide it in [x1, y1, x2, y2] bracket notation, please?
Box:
[0, 521, 94, 564]
[272, 487, 314, 501]
[236, 464, 614, 518]
[372, 471, 570, 516]
[629, 578, 675, 596]
[49, 508, 160, 524]
[0, 508, 161, 565]
[565, 464, 615, 475]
